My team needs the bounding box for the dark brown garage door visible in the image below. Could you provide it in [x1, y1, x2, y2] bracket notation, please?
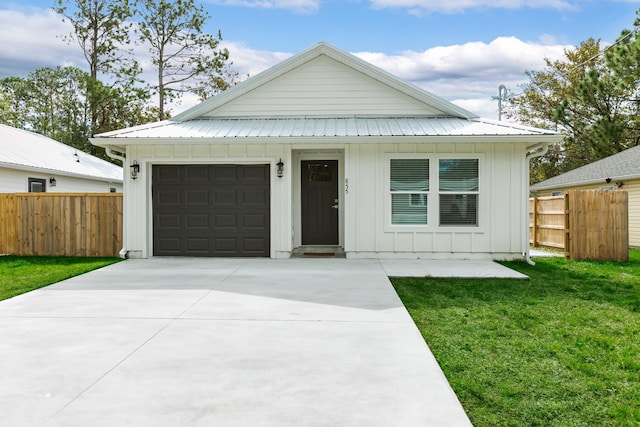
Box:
[153, 164, 270, 257]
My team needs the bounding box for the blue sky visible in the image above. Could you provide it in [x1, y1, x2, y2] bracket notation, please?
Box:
[1, 0, 639, 118]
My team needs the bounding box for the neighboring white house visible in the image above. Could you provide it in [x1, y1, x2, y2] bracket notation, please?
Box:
[0, 124, 123, 193]
[92, 42, 561, 260]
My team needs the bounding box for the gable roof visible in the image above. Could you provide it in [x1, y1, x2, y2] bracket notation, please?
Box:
[0, 124, 123, 182]
[531, 145, 640, 190]
[93, 41, 562, 146]
[172, 41, 479, 122]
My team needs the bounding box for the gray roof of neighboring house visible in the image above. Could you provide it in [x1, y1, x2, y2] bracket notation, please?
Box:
[94, 116, 559, 140]
[530, 145, 640, 190]
[0, 124, 123, 182]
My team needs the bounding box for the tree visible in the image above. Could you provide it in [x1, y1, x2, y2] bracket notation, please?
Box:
[54, 0, 140, 136]
[569, 11, 640, 155]
[0, 67, 157, 161]
[135, 0, 231, 120]
[0, 77, 31, 128]
[506, 39, 607, 182]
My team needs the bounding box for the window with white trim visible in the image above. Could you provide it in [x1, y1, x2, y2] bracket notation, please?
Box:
[439, 159, 478, 226]
[390, 158, 429, 225]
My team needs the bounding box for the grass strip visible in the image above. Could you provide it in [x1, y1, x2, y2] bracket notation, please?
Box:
[391, 250, 640, 426]
[0, 256, 121, 301]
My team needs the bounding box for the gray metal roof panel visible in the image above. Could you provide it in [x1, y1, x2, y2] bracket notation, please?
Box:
[95, 117, 559, 139]
[531, 145, 640, 190]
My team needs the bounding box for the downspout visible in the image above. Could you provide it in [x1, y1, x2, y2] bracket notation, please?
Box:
[524, 143, 550, 265]
[105, 146, 129, 259]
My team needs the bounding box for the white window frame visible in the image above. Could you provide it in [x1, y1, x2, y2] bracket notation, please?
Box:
[387, 155, 431, 228]
[438, 158, 479, 227]
[385, 154, 482, 231]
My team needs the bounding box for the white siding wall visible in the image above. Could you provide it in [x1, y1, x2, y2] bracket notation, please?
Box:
[344, 141, 528, 259]
[124, 141, 528, 260]
[0, 166, 122, 193]
[205, 56, 442, 118]
[124, 143, 290, 258]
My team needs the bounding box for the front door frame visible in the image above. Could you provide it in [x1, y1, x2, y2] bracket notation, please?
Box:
[292, 150, 344, 249]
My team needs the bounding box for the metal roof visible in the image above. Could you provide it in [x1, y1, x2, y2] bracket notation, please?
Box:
[95, 117, 559, 140]
[531, 145, 640, 190]
[0, 124, 123, 182]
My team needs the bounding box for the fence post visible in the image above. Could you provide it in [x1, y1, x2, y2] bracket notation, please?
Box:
[564, 192, 570, 259]
[532, 197, 538, 247]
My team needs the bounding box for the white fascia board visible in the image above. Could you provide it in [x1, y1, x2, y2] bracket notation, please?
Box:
[86, 134, 563, 146]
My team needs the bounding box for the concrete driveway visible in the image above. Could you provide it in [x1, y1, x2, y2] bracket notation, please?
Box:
[0, 258, 477, 426]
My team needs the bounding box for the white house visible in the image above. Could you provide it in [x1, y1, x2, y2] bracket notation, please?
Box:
[0, 124, 123, 193]
[92, 42, 561, 260]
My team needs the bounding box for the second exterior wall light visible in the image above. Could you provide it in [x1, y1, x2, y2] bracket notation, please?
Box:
[276, 158, 284, 178]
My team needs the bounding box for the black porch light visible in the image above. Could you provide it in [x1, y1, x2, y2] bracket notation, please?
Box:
[276, 158, 284, 178]
[130, 161, 140, 180]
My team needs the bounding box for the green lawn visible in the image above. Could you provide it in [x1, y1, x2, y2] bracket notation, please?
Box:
[0, 256, 122, 301]
[392, 250, 640, 427]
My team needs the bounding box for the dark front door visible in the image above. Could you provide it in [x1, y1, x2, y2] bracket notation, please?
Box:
[153, 164, 270, 257]
[301, 160, 339, 245]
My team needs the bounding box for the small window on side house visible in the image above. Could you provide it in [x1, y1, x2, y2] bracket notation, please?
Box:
[439, 159, 478, 226]
[390, 159, 429, 225]
[28, 178, 46, 193]
[551, 191, 563, 196]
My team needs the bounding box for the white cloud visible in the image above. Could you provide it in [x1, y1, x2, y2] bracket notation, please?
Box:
[369, 0, 577, 13]
[0, 8, 84, 77]
[354, 37, 571, 118]
[205, 0, 319, 14]
[221, 41, 292, 78]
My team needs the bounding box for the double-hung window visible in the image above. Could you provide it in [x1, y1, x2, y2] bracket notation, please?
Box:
[439, 159, 478, 226]
[390, 159, 429, 225]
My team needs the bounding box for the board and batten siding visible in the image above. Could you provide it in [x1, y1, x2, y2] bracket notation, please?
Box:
[122, 143, 291, 258]
[204, 56, 443, 118]
[123, 140, 530, 259]
[344, 141, 528, 259]
[534, 179, 640, 248]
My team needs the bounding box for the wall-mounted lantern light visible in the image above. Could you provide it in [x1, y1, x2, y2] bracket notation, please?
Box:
[49, 177, 57, 187]
[130, 161, 140, 180]
[276, 158, 284, 178]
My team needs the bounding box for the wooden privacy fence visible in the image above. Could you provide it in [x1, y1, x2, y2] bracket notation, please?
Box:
[530, 190, 628, 261]
[0, 193, 122, 257]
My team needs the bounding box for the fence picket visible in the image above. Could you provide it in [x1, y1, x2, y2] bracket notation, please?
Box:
[0, 193, 122, 257]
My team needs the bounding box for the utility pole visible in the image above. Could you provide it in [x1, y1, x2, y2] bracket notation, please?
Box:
[498, 85, 508, 121]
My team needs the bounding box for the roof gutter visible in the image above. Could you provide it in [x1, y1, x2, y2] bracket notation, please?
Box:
[524, 142, 551, 266]
[104, 146, 129, 260]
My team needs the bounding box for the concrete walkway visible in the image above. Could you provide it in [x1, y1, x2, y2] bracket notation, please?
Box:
[0, 258, 503, 426]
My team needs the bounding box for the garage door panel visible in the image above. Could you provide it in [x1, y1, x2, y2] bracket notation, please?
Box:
[186, 214, 208, 228]
[153, 164, 270, 257]
[214, 213, 237, 229]
[186, 238, 209, 253]
[242, 189, 268, 205]
[156, 213, 181, 229]
[213, 189, 238, 205]
[156, 165, 182, 182]
[156, 189, 182, 206]
[213, 165, 238, 181]
[185, 165, 209, 181]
